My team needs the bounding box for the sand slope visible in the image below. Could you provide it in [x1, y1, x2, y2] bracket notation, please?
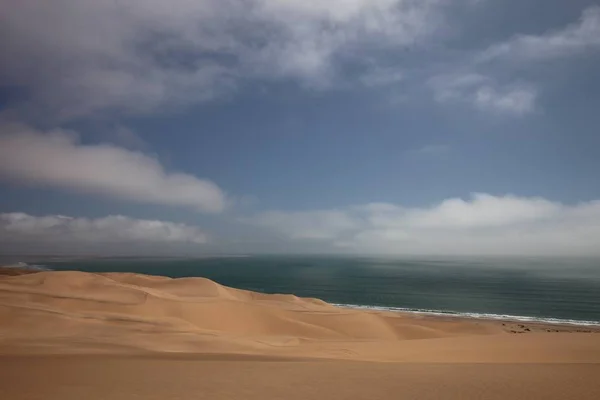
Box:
[3, 357, 600, 400]
[1, 271, 599, 362]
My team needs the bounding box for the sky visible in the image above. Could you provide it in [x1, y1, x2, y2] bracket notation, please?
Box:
[1, 0, 600, 256]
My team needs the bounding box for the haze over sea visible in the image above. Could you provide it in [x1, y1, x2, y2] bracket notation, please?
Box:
[7, 255, 599, 326]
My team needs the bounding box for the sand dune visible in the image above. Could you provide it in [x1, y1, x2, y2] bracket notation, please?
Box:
[2, 270, 600, 399]
[1, 270, 599, 362]
[8, 358, 600, 400]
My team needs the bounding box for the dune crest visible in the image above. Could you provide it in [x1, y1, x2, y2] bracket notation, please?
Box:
[1, 271, 599, 362]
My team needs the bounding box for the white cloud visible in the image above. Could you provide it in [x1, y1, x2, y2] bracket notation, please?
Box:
[247, 194, 600, 256]
[427, 7, 600, 115]
[473, 85, 536, 115]
[0, 122, 227, 213]
[399, 193, 560, 229]
[429, 73, 536, 115]
[429, 73, 487, 102]
[478, 6, 600, 62]
[0, 213, 209, 245]
[0, 0, 445, 118]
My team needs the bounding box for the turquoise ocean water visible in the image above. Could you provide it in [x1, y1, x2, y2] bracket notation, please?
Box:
[4, 255, 600, 325]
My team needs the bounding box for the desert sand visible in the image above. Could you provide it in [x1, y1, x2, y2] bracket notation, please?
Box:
[1, 270, 599, 399]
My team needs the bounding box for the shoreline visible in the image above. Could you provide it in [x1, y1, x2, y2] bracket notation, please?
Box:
[334, 303, 600, 327]
[1, 266, 598, 330]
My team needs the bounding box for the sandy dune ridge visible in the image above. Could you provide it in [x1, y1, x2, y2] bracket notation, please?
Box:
[2, 270, 600, 399]
[1, 270, 599, 363]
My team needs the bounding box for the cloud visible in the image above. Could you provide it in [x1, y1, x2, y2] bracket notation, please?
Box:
[377, 194, 560, 229]
[0, 0, 445, 118]
[426, 7, 600, 115]
[473, 85, 536, 115]
[0, 122, 227, 212]
[111, 126, 150, 151]
[478, 6, 600, 62]
[247, 194, 600, 256]
[0, 213, 209, 251]
[429, 73, 536, 115]
[2, 2, 593, 119]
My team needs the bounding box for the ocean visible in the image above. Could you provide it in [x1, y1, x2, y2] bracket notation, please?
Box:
[5, 255, 600, 325]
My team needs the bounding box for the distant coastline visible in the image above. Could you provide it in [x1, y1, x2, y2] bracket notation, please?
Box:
[334, 303, 600, 327]
[2, 264, 599, 329]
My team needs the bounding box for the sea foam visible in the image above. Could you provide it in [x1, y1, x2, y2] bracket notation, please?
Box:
[333, 303, 600, 327]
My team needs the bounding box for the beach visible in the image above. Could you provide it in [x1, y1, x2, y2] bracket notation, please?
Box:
[1, 269, 600, 399]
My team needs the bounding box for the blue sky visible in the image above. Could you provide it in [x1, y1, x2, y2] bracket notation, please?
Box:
[1, 0, 600, 256]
